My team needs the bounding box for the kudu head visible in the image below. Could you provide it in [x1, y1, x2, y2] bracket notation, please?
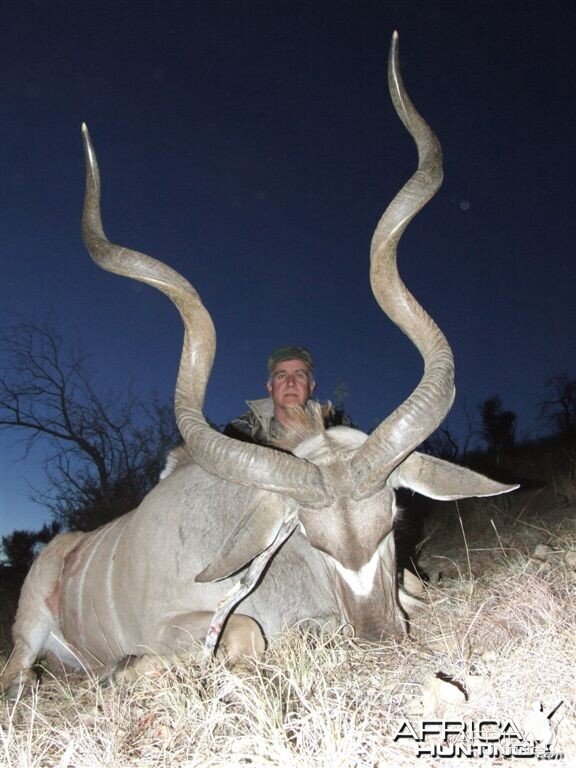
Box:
[81, 33, 517, 641]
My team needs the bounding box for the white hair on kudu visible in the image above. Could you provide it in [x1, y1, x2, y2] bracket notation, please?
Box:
[1, 33, 517, 698]
[159, 442, 193, 480]
[274, 403, 369, 459]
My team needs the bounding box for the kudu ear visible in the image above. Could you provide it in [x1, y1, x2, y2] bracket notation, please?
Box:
[388, 452, 519, 500]
[195, 493, 288, 582]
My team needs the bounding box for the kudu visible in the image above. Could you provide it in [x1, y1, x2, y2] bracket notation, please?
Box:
[1, 33, 517, 696]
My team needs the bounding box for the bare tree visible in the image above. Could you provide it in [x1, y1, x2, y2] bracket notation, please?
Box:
[421, 427, 460, 461]
[420, 401, 480, 460]
[479, 395, 516, 456]
[539, 372, 576, 437]
[0, 319, 180, 532]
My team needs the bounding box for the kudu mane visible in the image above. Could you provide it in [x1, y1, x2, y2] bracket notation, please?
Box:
[272, 402, 330, 452]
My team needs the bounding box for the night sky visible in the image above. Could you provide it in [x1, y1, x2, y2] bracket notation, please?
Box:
[1, 0, 575, 539]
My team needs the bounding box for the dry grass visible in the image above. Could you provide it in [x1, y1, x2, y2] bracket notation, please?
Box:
[2, 490, 575, 766]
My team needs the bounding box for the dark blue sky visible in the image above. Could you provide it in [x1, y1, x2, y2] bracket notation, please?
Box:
[1, 0, 575, 539]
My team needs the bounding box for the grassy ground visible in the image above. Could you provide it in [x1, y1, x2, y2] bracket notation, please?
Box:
[1, 475, 575, 766]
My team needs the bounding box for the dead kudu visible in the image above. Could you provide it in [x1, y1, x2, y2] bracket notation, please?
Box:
[2, 33, 517, 696]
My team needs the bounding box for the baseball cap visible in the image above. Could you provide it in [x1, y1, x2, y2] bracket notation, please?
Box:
[267, 345, 314, 373]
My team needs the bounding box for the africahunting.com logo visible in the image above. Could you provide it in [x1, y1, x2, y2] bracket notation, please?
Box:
[393, 701, 565, 759]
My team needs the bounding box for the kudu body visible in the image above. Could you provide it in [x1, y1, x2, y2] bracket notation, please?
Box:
[2, 34, 517, 695]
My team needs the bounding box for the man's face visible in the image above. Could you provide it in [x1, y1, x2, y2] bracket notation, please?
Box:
[267, 358, 315, 414]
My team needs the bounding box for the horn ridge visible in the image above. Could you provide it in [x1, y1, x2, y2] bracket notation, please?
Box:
[81, 125, 326, 505]
[350, 33, 455, 497]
